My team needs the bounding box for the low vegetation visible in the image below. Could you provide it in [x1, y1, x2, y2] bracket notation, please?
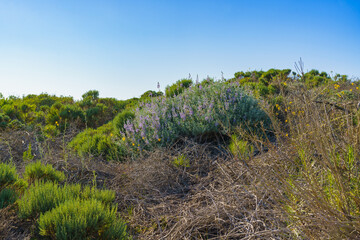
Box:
[1, 66, 359, 239]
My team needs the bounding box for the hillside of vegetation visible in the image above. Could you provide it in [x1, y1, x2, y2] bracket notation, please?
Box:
[1, 67, 360, 239]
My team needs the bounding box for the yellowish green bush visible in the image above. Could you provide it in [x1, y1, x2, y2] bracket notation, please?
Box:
[38, 199, 129, 240]
[23, 161, 66, 184]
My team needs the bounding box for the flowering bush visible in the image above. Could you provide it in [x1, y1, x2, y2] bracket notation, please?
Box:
[121, 81, 271, 151]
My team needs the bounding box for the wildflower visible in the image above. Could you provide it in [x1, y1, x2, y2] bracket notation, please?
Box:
[292, 112, 296, 115]
[285, 133, 288, 137]
[132, 143, 135, 146]
[285, 119, 288, 123]
[357, 87, 359, 90]
[110, 133, 113, 137]
[352, 83, 354, 85]
[350, 89, 353, 92]
[289, 102, 292, 104]
[122, 137, 126, 141]
[158, 138, 161, 142]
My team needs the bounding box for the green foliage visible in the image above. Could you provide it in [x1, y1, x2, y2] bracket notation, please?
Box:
[113, 110, 135, 134]
[82, 90, 99, 101]
[229, 135, 254, 159]
[172, 154, 190, 168]
[303, 69, 331, 88]
[0, 188, 17, 208]
[38, 199, 129, 240]
[23, 144, 35, 162]
[17, 181, 116, 219]
[69, 122, 128, 161]
[0, 162, 18, 188]
[140, 90, 163, 100]
[0, 113, 10, 129]
[0, 163, 26, 209]
[23, 161, 66, 184]
[123, 81, 271, 151]
[165, 78, 193, 97]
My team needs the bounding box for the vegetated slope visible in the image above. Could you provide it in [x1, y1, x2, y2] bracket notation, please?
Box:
[1, 68, 360, 239]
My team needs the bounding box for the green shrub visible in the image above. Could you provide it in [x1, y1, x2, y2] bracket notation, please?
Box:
[0, 188, 17, 208]
[69, 123, 128, 161]
[113, 110, 135, 134]
[165, 78, 193, 97]
[23, 161, 66, 184]
[229, 135, 254, 159]
[0, 163, 18, 189]
[172, 154, 190, 168]
[122, 81, 272, 151]
[0, 113, 10, 129]
[18, 182, 81, 219]
[38, 199, 129, 240]
[18, 181, 117, 219]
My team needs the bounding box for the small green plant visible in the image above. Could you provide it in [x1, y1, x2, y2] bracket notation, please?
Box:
[172, 154, 190, 168]
[38, 199, 129, 240]
[0, 188, 17, 208]
[23, 161, 66, 184]
[0, 162, 18, 188]
[229, 135, 254, 159]
[23, 144, 35, 162]
[17, 181, 117, 219]
[0, 163, 27, 208]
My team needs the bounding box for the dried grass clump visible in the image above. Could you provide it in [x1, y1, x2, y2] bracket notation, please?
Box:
[253, 81, 360, 239]
[111, 139, 290, 239]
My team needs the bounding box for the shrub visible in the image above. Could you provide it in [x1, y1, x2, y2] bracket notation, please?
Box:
[113, 110, 135, 134]
[122, 81, 271, 151]
[18, 182, 81, 219]
[165, 78, 193, 97]
[0, 188, 17, 208]
[0, 163, 18, 188]
[229, 135, 254, 160]
[172, 154, 190, 168]
[18, 181, 117, 219]
[38, 199, 129, 240]
[23, 161, 66, 184]
[69, 122, 128, 161]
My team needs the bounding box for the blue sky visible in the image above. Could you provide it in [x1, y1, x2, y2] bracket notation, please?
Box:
[0, 0, 359, 100]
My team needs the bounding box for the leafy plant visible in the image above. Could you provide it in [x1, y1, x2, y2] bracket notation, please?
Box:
[122, 81, 271, 151]
[38, 199, 129, 240]
[23, 161, 66, 184]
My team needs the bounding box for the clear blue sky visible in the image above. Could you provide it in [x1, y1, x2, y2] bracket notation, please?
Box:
[0, 0, 359, 100]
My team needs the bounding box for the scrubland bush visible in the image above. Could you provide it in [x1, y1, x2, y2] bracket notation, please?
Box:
[17, 181, 116, 219]
[0, 163, 27, 208]
[0, 163, 18, 188]
[23, 161, 65, 184]
[122, 81, 271, 151]
[0, 113, 10, 129]
[251, 77, 360, 238]
[165, 78, 193, 97]
[113, 110, 135, 134]
[69, 122, 127, 161]
[38, 199, 129, 240]
[0, 188, 17, 209]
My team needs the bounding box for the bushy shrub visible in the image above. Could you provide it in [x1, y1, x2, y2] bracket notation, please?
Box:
[69, 122, 127, 161]
[23, 161, 66, 184]
[165, 78, 193, 97]
[122, 81, 271, 151]
[0, 163, 18, 188]
[113, 110, 135, 134]
[0, 113, 10, 129]
[17, 181, 116, 219]
[18, 182, 81, 219]
[0, 163, 27, 208]
[229, 135, 254, 159]
[0, 188, 17, 208]
[38, 199, 129, 240]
